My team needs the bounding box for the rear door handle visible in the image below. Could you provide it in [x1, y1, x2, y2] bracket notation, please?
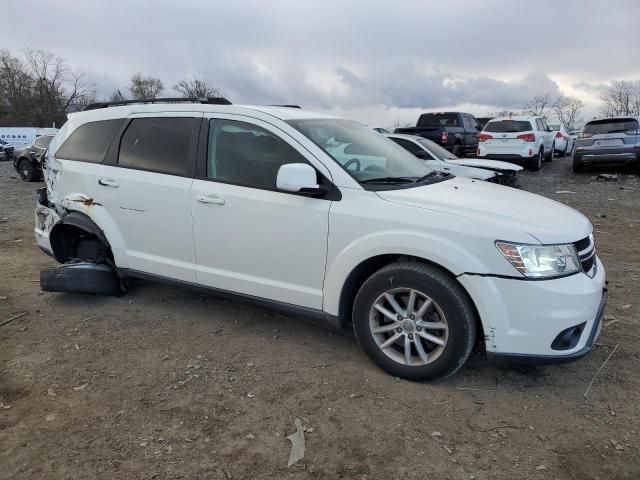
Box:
[98, 178, 119, 188]
[196, 194, 225, 205]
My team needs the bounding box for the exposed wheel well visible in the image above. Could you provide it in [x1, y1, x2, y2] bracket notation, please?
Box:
[49, 212, 114, 265]
[338, 254, 484, 345]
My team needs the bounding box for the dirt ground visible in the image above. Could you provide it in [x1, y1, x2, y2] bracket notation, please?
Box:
[1, 157, 639, 480]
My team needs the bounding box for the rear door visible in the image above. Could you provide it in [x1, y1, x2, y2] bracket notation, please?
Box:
[96, 113, 202, 281]
[538, 118, 554, 151]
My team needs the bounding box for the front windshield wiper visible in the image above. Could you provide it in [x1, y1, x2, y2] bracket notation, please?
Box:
[360, 176, 416, 184]
[415, 171, 451, 183]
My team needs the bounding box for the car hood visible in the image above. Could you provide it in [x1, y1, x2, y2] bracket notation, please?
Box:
[434, 163, 496, 180]
[446, 158, 523, 172]
[376, 176, 592, 244]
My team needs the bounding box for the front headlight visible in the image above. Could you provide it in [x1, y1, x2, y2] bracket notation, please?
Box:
[495, 242, 581, 278]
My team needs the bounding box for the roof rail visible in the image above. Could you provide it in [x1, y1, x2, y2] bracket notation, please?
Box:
[269, 104, 301, 109]
[83, 97, 232, 111]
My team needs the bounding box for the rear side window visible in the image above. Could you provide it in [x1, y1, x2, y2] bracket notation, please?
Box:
[584, 118, 639, 135]
[118, 117, 195, 175]
[207, 119, 309, 189]
[484, 120, 532, 133]
[390, 137, 424, 156]
[418, 113, 460, 127]
[56, 119, 123, 162]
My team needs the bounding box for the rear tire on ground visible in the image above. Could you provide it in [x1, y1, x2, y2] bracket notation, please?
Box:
[18, 158, 36, 182]
[528, 148, 543, 171]
[572, 157, 584, 173]
[452, 143, 463, 157]
[352, 261, 477, 381]
[544, 142, 555, 162]
[40, 263, 123, 296]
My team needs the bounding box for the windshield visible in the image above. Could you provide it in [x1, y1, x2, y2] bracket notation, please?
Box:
[484, 120, 532, 133]
[417, 137, 457, 160]
[287, 119, 436, 185]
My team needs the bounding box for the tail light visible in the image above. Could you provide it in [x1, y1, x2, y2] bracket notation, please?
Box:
[479, 133, 493, 142]
[555, 131, 563, 139]
[517, 133, 536, 142]
[580, 132, 593, 138]
[441, 131, 449, 144]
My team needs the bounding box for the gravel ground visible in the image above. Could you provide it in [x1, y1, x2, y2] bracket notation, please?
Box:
[1, 157, 639, 480]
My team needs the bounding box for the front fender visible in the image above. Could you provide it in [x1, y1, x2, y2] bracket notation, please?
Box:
[322, 230, 497, 316]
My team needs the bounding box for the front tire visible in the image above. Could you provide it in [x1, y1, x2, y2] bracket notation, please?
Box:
[352, 262, 477, 381]
[18, 158, 36, 182]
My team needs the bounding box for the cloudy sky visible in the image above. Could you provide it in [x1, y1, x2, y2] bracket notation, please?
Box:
[3, 0, 638, 127]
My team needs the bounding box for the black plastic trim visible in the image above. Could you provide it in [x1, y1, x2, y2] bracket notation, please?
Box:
[120, 269, 347, 332]
[487, 290, 607, 365]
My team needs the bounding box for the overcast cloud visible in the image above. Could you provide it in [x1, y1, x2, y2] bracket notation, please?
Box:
[2, 0, 638, 126]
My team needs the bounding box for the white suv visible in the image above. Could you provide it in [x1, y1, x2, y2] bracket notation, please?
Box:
[35, 99, 606, 380]
[477, 116, 556, 170]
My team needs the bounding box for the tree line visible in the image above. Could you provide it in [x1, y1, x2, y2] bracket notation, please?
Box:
[0, 49, 225, 127]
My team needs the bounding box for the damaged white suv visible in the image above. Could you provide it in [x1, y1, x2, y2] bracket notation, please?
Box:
[35, 99, 606, 380]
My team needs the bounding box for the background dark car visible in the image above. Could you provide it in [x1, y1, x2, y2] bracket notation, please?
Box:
[394, 112, 482, 157]
[13, 135, 54, 182]
[0, 139, 15, 161]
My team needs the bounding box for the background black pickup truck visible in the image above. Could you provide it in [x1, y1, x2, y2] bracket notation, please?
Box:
[394, 112, 482, 157]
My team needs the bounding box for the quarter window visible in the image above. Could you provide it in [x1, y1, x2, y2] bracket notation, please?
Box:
[57, 119, 124, 163]
[207, 119, 310, 189]
[118, 117, 195, 175]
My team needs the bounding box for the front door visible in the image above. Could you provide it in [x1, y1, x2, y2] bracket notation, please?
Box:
[191, 116, 331, 309]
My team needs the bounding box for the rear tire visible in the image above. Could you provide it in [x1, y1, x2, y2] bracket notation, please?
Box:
[40, 263, 123, 296]
[452, 143, 463, 158]
[352, 262, 477, 381]
[544, 142, 555, 162]
[528, 148, 543, 171]
[572, 157, 584, 173]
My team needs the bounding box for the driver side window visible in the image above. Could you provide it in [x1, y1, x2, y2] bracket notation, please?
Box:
[207, 119, 310, 190]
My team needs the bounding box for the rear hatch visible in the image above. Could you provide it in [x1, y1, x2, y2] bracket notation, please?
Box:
[576, 118, 639, 151]
[481, 119, 534, 151]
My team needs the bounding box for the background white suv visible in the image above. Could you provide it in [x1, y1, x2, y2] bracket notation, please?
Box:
[477, 116, 556, 170]
[35, 101, 606, 381]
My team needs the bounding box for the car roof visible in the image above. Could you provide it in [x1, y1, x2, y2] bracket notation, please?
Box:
[585, 115, 640, 123]
[67, 103, 340, 123]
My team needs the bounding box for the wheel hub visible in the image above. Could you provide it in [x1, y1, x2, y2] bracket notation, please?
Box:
[401, 318, 416, 333]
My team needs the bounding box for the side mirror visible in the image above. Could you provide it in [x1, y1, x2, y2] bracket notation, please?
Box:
[276, 163, 326, 195]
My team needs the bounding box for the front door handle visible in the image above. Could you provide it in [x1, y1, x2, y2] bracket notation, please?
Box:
[196, 194, 225, 205]
[98, 178, 119, 188]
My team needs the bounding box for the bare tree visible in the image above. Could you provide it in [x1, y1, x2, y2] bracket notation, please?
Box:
[173, 75, 224, 98]
[129, 73, 164, 99]
[109, 89, 127, 102]
[524, 93, 553, 120]
[599, 80, 640, 117]
[552, 96, 584, 131]
[0, 49, 95, 126]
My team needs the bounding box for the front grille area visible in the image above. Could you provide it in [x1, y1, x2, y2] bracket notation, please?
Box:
[575, 235, 596, 274]
[486, 171, 519, 188]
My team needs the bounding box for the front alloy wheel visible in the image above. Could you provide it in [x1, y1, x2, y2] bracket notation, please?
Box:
[353, 262, 477, 380]
[370, 288, 449, 366]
